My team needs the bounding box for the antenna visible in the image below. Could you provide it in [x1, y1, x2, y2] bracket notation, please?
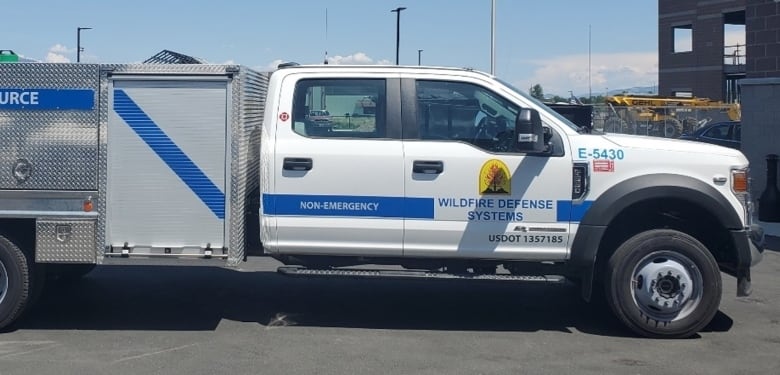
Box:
[324, 8, 329, 64]
[588, 24, 592, 102]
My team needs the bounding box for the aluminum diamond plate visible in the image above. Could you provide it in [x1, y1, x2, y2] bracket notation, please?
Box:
[104, 64, 241, 75]
[36, 220, 97, 263]
[0, 64, 99, 190]
[227, 68, 268, 265]
[96, 68, 111, 263]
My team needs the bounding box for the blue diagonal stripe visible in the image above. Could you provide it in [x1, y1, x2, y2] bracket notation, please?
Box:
[113, 89, 225, 219]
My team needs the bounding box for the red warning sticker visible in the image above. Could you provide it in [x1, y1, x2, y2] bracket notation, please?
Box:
[593, 160, 615, 172]
[279, 112, 290, 121]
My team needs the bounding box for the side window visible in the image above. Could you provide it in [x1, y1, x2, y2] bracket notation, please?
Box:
[292, 79, 385, 138]
[733, 124, 741, 141]
[416, 80, 519, 153]
[702, 124, 730, 140]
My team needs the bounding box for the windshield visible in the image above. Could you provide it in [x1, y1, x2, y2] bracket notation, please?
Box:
[495, 78, 582, 132]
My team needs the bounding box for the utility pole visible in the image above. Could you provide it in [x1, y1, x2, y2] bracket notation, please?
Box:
[588, 24, 592, 102]
[418, 49, 423, 65]
[391, 7, 406, 65]
[490, 0, 495, 74]
[77, 27, 92, 63]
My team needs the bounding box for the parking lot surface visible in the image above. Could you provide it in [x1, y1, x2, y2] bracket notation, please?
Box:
[0, 247, 778, 375]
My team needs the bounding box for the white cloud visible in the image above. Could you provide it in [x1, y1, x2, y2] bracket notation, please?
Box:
[259, 59, 286, 71]
[327, 52, 391, 65]
[50, 44, 72, 54]
[518, 52, 658, 96]
[258, 53, 391, 72]
[44, 44, 72, 63]
[16, 53, 40, 63]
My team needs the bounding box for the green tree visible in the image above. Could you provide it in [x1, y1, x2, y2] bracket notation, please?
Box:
[529, 84, 544, 100]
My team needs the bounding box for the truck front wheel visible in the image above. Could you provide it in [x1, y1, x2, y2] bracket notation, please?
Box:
[605, 229, 721, 338]
[0, 235, 31, 331]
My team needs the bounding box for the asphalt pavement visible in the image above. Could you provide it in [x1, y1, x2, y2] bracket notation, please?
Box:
[0, 246, 778, 375]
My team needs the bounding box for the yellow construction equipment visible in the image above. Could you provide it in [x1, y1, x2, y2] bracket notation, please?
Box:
[603, 95, 740, 137]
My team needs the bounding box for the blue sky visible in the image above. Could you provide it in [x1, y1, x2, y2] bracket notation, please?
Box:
[2, 0, 696, 95]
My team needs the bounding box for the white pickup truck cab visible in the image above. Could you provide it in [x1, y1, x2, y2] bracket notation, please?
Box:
[0, 63, 763, 338]
[259, 64, 763, 338]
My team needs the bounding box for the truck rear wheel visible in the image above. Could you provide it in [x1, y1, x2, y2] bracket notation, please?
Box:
[0, 235, 31, 331]
[605, 229, 721, 338]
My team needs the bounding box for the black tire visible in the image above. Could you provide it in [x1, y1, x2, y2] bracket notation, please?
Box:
[605, 229, 721, 338]
[662, 119, 683, 138]
[0, 235, 31, 331]
[682, 117, 699, 134]
[47, 263, 96, 282]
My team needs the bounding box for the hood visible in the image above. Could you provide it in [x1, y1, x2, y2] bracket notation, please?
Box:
[600, 133, 744, 158]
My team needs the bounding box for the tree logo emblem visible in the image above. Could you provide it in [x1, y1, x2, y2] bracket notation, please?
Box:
[479, 159, 511, 194]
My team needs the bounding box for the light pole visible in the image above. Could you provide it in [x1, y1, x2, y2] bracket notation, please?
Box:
[77, 27, 92, 63]
[417, 49, 423, 65]
[391, 7, 406, 65]
[490, 0, 495, 74]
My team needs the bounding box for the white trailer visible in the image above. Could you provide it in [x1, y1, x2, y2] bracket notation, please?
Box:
[0, 64, 266, 328]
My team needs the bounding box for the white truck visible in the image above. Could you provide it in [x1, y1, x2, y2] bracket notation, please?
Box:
[0, 62, 763, 338]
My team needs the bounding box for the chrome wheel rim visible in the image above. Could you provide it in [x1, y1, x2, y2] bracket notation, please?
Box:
[630, 250, 703, 322]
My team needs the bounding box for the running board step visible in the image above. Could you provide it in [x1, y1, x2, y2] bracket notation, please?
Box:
[277, 266, 566, 283]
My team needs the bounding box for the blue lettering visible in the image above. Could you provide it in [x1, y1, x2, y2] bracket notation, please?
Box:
[438, 198, 455, 207]
[467, 211, 523, 221]
[578, 148, 587, 159]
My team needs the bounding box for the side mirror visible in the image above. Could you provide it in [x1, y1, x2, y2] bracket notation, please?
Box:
[515, 108, 546, 153]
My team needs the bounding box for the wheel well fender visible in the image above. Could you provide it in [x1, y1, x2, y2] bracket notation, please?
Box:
[568, 173, 742, 300]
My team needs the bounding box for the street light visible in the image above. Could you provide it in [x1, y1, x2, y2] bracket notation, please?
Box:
[77, 27, 92, 63]
[418, 49, 423, 65]
[391, 7, 406, 65]
[490, 0, 495, 74]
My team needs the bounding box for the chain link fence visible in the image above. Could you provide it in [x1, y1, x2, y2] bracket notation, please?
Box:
[589, 104, 739, 138]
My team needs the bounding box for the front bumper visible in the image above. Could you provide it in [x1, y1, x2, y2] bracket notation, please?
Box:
[729, 224, 764, 296]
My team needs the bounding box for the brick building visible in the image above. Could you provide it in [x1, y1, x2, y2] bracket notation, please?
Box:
[658, 0, 746, 102]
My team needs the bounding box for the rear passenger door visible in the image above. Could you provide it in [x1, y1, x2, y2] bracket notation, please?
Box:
[268, 75, 405, 256]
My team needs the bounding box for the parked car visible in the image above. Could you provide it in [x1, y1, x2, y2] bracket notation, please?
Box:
[306, 110, 331, 124]
[679, 121, 740, 149]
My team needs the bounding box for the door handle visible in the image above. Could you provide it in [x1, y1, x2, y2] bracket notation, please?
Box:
[283, 157, 313, 171]
[413, 160, 443, 174]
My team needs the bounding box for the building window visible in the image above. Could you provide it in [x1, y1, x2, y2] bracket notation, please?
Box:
[673, 25, 693, 53]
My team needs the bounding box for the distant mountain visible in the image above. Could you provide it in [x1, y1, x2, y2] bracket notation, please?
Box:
[546, 86, 659, 99]
[605, 86, 658, 96]
[581, 86, 658, 97]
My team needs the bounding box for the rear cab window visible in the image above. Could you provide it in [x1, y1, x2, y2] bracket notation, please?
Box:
[292, 79, 386, 138]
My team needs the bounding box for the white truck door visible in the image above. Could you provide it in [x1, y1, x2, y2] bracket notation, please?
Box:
[402, 78, 574, 260]
[107, 78, 228, 253]
[266, 76, 405, 256]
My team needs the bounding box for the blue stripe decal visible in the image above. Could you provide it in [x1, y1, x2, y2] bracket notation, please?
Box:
[556, 200, 593, 222]
[263, 194, 434, 219]
[113, 89, 225, 219]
